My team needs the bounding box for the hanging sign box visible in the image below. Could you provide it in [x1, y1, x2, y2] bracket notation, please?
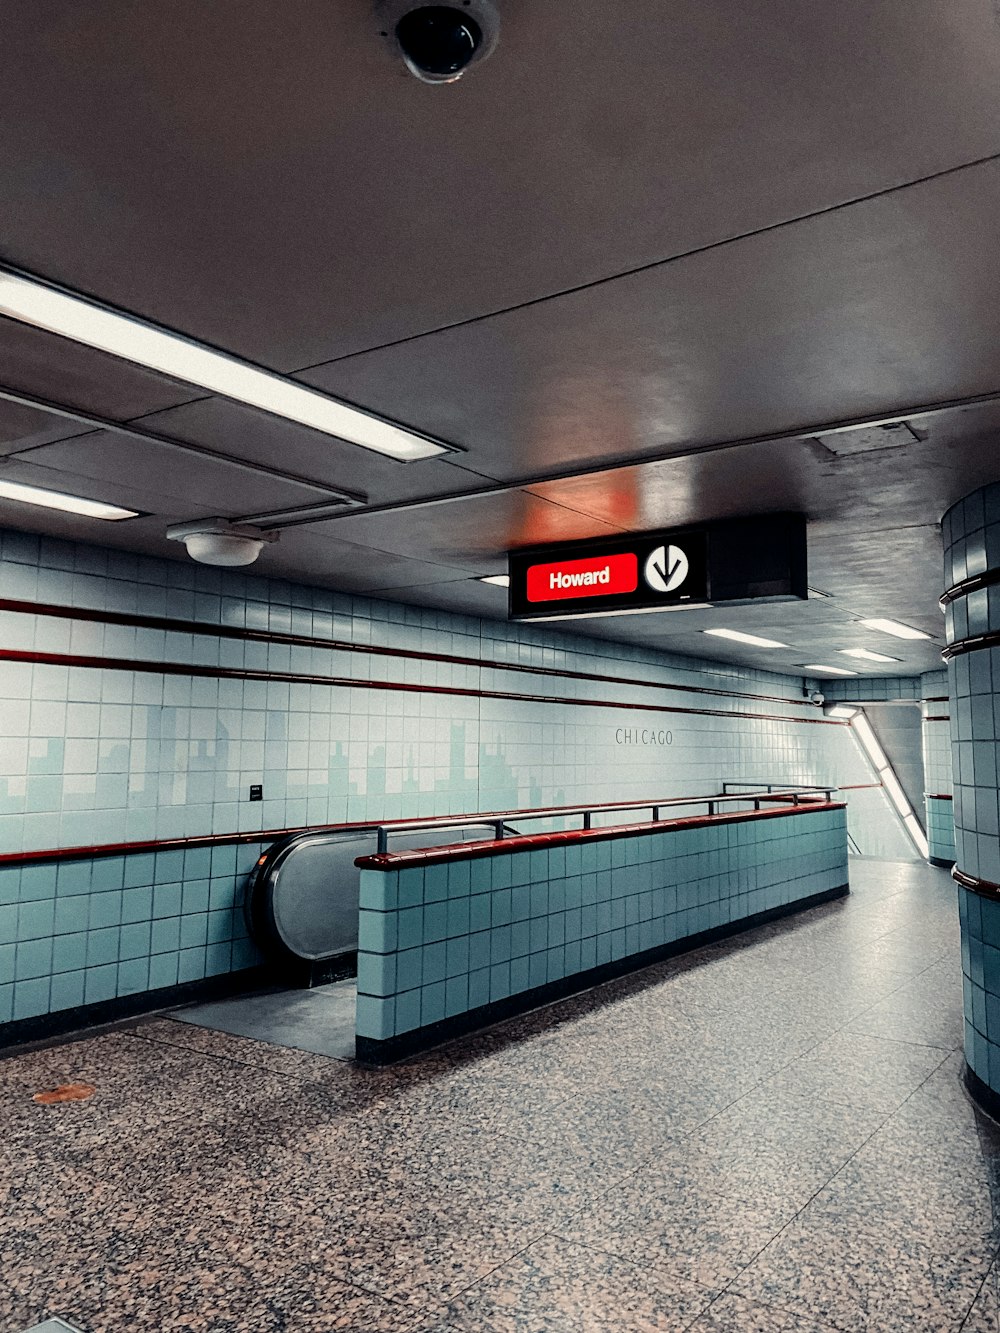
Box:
[507, 513, 806, 622]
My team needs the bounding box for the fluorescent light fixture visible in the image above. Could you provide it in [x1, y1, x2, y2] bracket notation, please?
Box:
[850, 710, 929, 857]
[825, 705, 860, 719]
[859, 618, 932, 641]
[881, 770, 912, 815]
[839, 647, 901, 663]
[903, 812, 930, 858]
[0, 268, 452, 464]
[703, 628, 788, 648]
[478, 574, 510, 588]
[0, 478, 138, 520]
[852, 713, 878, 750]
[803, 663, 858, 676]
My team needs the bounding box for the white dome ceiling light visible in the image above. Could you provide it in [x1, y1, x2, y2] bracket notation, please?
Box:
[166, 518, 278, 567]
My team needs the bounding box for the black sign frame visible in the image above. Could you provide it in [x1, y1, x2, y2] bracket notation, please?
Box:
[507, 514, 807, 623]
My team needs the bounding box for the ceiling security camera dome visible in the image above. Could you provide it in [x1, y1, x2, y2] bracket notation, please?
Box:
[377, 0, 500, 83]
[166, 519, 278, 567]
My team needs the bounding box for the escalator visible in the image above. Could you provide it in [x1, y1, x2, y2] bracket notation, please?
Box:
[243, 785, 835, 985]
[245, 820, 519, 984]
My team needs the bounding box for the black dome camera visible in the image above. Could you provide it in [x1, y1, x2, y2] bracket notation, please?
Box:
[377, 0, 499, 83]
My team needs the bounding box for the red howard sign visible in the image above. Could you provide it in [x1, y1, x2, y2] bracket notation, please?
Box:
[526, 552, 638, 603]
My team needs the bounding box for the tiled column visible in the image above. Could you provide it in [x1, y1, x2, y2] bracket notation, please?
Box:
[920, 669, 955, 866]
[941, 485, 1000, 1109]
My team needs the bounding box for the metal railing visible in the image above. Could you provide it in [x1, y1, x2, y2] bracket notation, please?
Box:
[721, 781, 835, 795]
[374, 786, 836, 854]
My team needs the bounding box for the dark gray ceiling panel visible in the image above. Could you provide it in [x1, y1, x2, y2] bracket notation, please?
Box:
[0, 396, 86, 455]
[302, 160, 1000, 481]
[256, 528, 476, 595]
[0, 2, 997, 365]
[0, 316, 196, 429]
[125, 397, 491, 506]
[312, 488, 627, 570]
[2, 433, 340, 515]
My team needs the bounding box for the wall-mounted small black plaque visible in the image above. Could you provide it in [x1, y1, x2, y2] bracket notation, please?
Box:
[249, 784, 263, 802]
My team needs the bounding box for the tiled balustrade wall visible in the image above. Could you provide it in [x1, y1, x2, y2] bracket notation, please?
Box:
[817, 676, 922, 703]
[0, 525, 885, 1030]
[355, 804, 849, 1057]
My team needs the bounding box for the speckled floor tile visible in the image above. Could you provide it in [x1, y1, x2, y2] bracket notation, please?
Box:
[848, 1115, 1000, 1194]
[731, 1207, 997, 1332]
[0, 1139, 485, 1317]
[845, 988, 965, 1051]
[1, 1211, 423, 1333]
[759, 1029, 950, 1114]
[687, 1293, 842, 1332]
[0, 1030, 383, 1174]
[848, 1067, 1000, 1188]
[681, 1079, 889, 1188]
[962, 1264, 1000, 1333]
[851, 933, 954, 977]
[34, 1108, 623, 1309]
[804, 1157, 1000, 1253]
[128, 1014, 444, 1100]
[372, 1073, 722, 1170]
[558, 1147, 811, 1289]
[417, 1237, 714, 1332]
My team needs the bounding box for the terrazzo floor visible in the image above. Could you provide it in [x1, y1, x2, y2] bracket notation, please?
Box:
[2, 858, 995, 1332]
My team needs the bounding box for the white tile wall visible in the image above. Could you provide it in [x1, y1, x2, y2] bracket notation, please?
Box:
[0, 526, 895, 856]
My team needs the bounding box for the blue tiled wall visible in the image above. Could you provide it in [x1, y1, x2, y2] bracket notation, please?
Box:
[356, 806, 849, 1046]
[943, 484, 1000, 1101]
[0, 842, 263, 1025]
[960, 888, 1000, 1091]
[926, 797, 957, 864]
[944, 491, 1000, 886]
[817, 676, 922, 703]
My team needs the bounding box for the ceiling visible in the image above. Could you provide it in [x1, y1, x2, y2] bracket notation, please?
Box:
[0, 0, 999, 678]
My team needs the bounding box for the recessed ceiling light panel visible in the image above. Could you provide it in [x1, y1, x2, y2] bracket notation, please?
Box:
[859, 618, 932, 641]
[803, 663, 858, 676]
[0, 268, 454, 463]
[703, 628, 788, 648]
[840, 647, 901, 663]
[478, 574, 510, 588]
[0, 478, 138, 520]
